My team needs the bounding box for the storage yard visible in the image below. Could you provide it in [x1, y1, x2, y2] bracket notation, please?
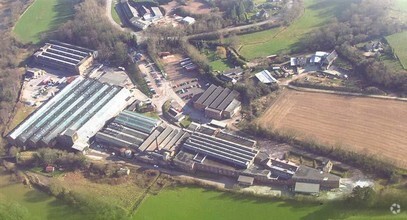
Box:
[256, 89, 407, 168]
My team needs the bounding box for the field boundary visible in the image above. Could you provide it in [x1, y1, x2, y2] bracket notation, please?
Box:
[384, 36, 407, 70]
[11, 0, 36, 32]
[287, 85, 407, 102]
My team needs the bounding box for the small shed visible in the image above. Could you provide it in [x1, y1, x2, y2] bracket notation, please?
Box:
[238, 175, 254, 186]
[45, 165, 55, 173]
[294, 182, 320, 194]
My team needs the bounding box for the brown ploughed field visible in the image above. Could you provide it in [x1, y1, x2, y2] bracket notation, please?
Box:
[256, 89, 407, 168]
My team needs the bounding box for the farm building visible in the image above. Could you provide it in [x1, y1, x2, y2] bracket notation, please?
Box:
[25, 68, 45, 78]
[238, 175, 255, 186]
[265, 158, 299, 180]
[95, 111, 187, 156]
[310, 50, 338, 69]
[119, 0, 163, 30]
[219, 67, 244, 84]
[194, 84, 241, 120]
[255, 70, 278, 84]
[292, 165, 340, 189]
[182, 16, 196, 25]
[294, 182, 320, 194]
[33, 41, 97, 75]
[7, 77, 131, 151]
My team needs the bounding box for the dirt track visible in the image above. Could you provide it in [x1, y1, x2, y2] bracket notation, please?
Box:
[256, 89, 407, 168]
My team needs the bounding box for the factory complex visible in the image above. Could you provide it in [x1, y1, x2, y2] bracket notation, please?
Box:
[8, 40, 341, 194]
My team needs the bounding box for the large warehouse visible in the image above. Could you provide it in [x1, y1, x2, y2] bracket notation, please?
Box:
[33, 41, 97, 75]
[95, 110, 187, 155]
[194, 84, 241, 120]
[178, 131, 258, 169]
[7, 76, 131, 151]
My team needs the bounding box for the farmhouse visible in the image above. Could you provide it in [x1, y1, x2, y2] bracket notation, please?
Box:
[8, 76, 131, 151]
[255, 70, 278, 84]
[33, 41, 97, 75]
[310, 50, 338, 70]
[194, 84, 241, 120]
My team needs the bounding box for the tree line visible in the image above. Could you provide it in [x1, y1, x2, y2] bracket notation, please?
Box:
[302, 0, 407, 94]
[53, 0, 134, 66]
[0, 0, 36, 156]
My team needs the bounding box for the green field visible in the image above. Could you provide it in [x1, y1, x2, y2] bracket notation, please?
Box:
[386, 31, 407, 69]
[395, 0, 407, 11]
[134, 187, 405, 220]
[0, 170, 86, 220]
[112, 1, 123, 25]
[13, 0, 77, 44]
[210, 59, 234, 71]
[236, 0, 352, 60]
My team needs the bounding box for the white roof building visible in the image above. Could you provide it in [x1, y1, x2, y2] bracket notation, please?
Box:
[182, 16, 196, 25]
[255, 70, 278, 84]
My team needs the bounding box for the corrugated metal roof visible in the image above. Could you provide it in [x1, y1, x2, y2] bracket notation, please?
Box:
[195, 84, 217, 105]
[255, 70, 278, 84]
[202, 86, 223, 107]
[217, 90, 239, 111]
[209, 88, 230, 109]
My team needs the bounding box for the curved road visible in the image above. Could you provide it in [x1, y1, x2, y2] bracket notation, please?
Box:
[106, 0, 127, 32]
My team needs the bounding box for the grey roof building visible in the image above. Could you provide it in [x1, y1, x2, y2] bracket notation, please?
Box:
[96, 112, 185, 155]
[194, 84, 241, 120]
[8, 77, 131, 151]
[181, 131, 258, 169]
[33, 41, 97, 75]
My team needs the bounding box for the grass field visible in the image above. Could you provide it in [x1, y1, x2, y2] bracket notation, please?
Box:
[395, 0, 407, 11]
[134, 187, 405, 220]
[111, 1, 122, 25]
[54, 171, 148, 211]
[210, 59, 234, 71]
[236, 0, 352, 59]
[0, 170, 86, 220]
[386, 31, 407, 69]
[13, 0, 77, 44]
[256, 89, 407, 168]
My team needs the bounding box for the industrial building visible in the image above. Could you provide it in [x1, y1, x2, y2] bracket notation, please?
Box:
[194, 84, 241, 120]
[95, 110, 187, 156]
[7, 76, 131, 151]
[33, 41, 97, 75]
[174, 126, 259, 175]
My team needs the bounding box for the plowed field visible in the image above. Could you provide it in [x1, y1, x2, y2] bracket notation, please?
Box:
[256, 89, 407, 168]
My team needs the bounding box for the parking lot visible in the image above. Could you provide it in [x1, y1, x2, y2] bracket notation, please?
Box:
[161, 54, 208, 102]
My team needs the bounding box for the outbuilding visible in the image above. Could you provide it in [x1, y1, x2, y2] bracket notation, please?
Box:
[294, 182, 320, 194]
[238, 175, 254, 186]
